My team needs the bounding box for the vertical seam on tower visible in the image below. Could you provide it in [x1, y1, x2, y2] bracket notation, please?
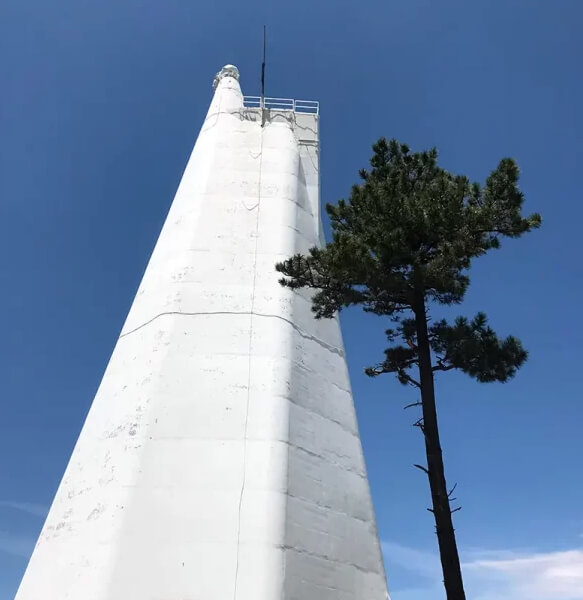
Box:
[233, 119, 265, 600]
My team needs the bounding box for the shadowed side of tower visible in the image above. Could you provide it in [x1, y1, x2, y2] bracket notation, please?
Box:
[15, 65, 390, 600]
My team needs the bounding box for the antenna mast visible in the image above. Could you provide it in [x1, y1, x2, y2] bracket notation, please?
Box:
[260, 25, 266, 109]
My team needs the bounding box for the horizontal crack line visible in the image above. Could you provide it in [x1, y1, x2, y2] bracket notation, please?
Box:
[277, 544, 381, 576]
[119, 310, 344, 356]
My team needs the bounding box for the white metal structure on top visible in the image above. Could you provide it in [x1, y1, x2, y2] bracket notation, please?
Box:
[243, 96, 319, 115]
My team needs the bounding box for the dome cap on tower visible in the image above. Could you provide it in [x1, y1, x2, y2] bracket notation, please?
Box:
[212, 64, 240, 89]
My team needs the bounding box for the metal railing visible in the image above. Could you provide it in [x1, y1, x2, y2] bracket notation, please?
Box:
[243, 96, 319, 115]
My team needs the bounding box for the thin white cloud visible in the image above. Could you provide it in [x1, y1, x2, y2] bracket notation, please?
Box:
[0, 501, 48, 518]
[382, 540, 583, 600]
[466, 549, 583, 600]
[0, 531, 35, 558]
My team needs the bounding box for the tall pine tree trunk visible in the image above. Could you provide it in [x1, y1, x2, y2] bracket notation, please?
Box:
[414, 294, 466, 600]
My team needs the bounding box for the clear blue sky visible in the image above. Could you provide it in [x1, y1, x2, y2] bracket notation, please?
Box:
[1, 1, 582, 598]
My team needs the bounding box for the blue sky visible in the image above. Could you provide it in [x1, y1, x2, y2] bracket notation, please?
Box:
[1, 0, 582, 598]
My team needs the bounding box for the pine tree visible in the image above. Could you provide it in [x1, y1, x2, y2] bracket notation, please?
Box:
[275, 139, 541, 600]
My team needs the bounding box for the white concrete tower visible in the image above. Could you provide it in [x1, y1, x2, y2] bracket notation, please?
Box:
[16, 65, 390, 600]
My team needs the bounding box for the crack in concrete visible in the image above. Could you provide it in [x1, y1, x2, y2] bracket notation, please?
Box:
[279, 544, 381, 576]
[273, 394, 358, 438]
[285, 491, 371, 524]
[290, 443, 366, 479]
[119, 310, 344, 357]
[290, 115, 319, 137]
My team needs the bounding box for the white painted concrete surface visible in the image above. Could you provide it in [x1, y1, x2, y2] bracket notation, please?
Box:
[15, 66, 390, 600]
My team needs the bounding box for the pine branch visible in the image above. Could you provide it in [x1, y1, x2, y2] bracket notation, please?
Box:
[403, 401, 422, 410]
[399, 370, 421, 388]
[432, 361, 455, 373]
[413, 418, 425, 435]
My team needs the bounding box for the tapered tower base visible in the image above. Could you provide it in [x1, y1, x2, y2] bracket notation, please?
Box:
[16, 65, 390, 600]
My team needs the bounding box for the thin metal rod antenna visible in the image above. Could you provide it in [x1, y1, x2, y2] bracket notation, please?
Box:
[260, 25, 266, 109]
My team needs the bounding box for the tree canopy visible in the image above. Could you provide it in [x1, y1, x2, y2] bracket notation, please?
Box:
[276, 138, 540, 385]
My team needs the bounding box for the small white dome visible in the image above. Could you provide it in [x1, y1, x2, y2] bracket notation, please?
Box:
[212, 65, 240, 89]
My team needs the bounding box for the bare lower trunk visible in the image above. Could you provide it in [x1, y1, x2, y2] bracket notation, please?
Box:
[414, 294, 466, 600]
